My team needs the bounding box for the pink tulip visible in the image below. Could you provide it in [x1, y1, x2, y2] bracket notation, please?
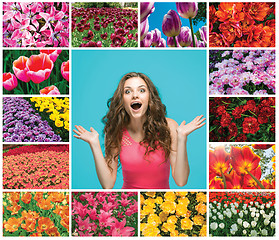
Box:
[40, 85, 60, 95]
[26, 53, 54, 84]
[61, 60, 69, 81]
[3, 72, 18, 91]
[13, 56, 30, 82]
[40, 50, 62, 63]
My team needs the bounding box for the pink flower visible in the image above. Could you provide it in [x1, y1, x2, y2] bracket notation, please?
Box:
[3, 73, 18, 91]
[13, 56, 30, 82]
[40, 85, 60, 95]
[61, 60, 69, 81]
[105, 218, 135, 237]
[26, 53, 54, 84]
[40, 50, 62, 62]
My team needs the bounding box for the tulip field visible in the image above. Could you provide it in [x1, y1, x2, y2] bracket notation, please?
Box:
[140, 2, 206, 47]
[140, 192, 207, 237]
[3, 50, 69, 95]
[3, 97, 69, 142]
[209, 50, 275, 95]
[72, 3, 138, 47]
[3, 2, 69, 47]
[3, 192, 69, 236]
[209, 192, 275, 236]
[72, 192, 138, 236]
[209, 2, 275, 47]
[209, 97, 275, 142]
[3, 145, 69, 189]
[209, 144, 275, 189]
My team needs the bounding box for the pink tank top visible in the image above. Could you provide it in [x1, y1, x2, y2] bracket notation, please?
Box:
[120, 129, 170, 189]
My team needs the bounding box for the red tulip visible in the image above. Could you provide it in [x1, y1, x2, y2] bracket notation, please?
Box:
[61, 60, 69, 81]
[40, 50, 62, 63]
[3, 72, 18, 91]
[40, 85, 60, 95]
[13, 56, 30, 82]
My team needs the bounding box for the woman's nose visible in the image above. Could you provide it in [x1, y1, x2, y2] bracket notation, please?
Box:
[132, 91, 138, 98]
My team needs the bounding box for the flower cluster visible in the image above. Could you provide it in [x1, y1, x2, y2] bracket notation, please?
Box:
[3, 50, 69, 95]
[72, 5, 138, 47]
[209, 50, 275, 95]
[209, 192, 275, 236]
[140, 192, 207, 237]
[3, 192, 69, 236]
[3, 97, 62, 142]
[72, 192, 138, 236]
[3, 145, 69, 189]
[140, 2, 207, 48]
[209, 97, 275, 142]
[3, 2, 69, 47]
[209, 2, 275, 47]
[29, 97, 69, 141]
[209, 144, 275, 189]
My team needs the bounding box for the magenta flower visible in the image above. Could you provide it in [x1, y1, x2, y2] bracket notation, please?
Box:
[13, 56, 30, 82]
[140, 2, 155, 23]
[141, 32, 153, 47]
[167, 36, 180, 47]
[40, 85, 60, 95]
[40, 50, 62, 63]
[162, 10, 181, 37]
[177, 26, 192, 47]
[3, 73, 18, 91]
[176, 2, 198, 19]
[61, 60, 69, 81]
[26, 53, 54, 84]
[140, 18, 149, 41]
[199, 26, 207, 44]
[106, 218, 135, 237]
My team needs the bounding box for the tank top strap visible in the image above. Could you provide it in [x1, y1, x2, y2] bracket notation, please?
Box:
[121, 128, 133, 146]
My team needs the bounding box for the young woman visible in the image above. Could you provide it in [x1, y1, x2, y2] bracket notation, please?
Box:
[73, 72, 205, 189]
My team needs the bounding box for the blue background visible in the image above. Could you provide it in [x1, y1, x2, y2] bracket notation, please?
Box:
[72, 49, 207, 189]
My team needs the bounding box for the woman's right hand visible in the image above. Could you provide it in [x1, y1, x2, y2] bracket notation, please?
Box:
[73, 125, 99, 144]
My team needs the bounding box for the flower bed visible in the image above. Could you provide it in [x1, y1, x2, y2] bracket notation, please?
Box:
[209, 192, 275, 236]
[72, 192, 138, 236]
[3, 97, 63, 142]
[3, 2, 69, 47]
[209, 2, 275, 47]
[209, 97, 275, 142]
[3, 145, 69, 189]
[209, 144, 275, 189]
[140, 192, 207, 237]
[209, 50, 275, 95]
[3, 192, 69, 236]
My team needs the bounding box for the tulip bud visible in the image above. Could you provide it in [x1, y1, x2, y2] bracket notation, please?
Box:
[176, 2, 198, 19]
[140, 2, 155, 23]
[140, 18, 149, 41]
[3, 72, 18, 91]
[162, 10, 181, 37]
[177, 26, 192, 47]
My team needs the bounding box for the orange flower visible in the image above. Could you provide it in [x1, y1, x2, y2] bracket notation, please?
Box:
[21, 218, 36, 232]
[21, 210, 40, 220]
[209, 5, 217, 31]
[244, 2, 271, 21]
[219, 21, 242, 44]
[225, 170, 243, 189]
[60, 215, 69, 231]
[36, 217, 55, 233]
[37, 199, 54, 210]
[7, 203, 21, 215]
[243, 166, 262, 189]
[46, 227, 61, 236]
[195, 203, 207, 215]
[4, 217, 23, 232]
[47, 192, 65, 203]
[53, 205, 69, 217]
[21, 192, 32, 204]
[209, 146, 230, 180]
[209, 33, 229, 47]
[209, 177, 224, 189]
[34, 192, 44, 202]
[215, 2, 244, 22]
[8, 192, 20, 203]
[30, 233, 42, 237]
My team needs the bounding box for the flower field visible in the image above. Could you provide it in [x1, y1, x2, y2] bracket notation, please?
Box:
[209, 2, 275, 47]
[3, 145, 69, 189]
[140, 192, 207, 237]
[209, 50, 275, 95]
[3, 97, 69, 142]
[141, 2, 207, 47]
[209, 192, 275, 236]
[72, 2, 138, 47]
[209, 97, 275, 142]
[72, 192, 138, 236]
[209, 144, 275, 189]
[3, 192, 69, 236]
[3, 2, 69, 47]
[3, 50, 69, 95]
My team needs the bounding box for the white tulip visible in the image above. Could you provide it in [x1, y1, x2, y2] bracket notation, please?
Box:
[256, 213, 260, 218]
[260, 205, 265, 209]
[237, 218, 242, 225]
[210, 222, 218, 230]
[230, 230, 236, 235]
[271, 222, 275, 229]
[212, 216, 216, 220]
[250, 230, 258, 236]
[213, 209, 217, 213]
[231, 224, 238, 232]
[261, 229, 268, 236]
[260, 210, 265, 215]
[224, 204, 227, 208]
[239, 211, 243, 218]
[251, 221, 257, 228]
[243, 221, 250, 228]
[264, 219, 270, 226]
[251, 212, 255, 217]
[266, 203, 270, 208]
[254, 217, 258, 222]
[243, 230, 247, 235]
[219, 223, 225, 229]
[218, 214, 224, 220]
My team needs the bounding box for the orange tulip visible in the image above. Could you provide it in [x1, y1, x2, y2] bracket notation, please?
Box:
[37, 199, 54, 210]
[36, 217, 55, 233]
[21, 192, 32, 204]
[4, 217, 23, 232]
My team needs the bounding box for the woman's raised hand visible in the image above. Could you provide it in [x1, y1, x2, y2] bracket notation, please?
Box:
[73, 125, 99, 144]
[177, 115, 206, 138]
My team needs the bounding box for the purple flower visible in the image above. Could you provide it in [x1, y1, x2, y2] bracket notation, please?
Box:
[151, 28, 161, 47]
[162, 10, 181, 37]
[176, 2, 198, 19]
[140, 18, 149, 41]
[177, 26, 192, 47]
[140, 2, 155, 23]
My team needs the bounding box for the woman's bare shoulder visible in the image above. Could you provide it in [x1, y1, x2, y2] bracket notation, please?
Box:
[166, 118, 179, 131]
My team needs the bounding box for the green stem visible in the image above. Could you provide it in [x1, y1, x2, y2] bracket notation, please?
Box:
[246, 170, 265, 189]
[173, 36, 177, 47]
[189, 17, 196, 47]
[37, 83, 40, 94]
[221, 171, 227, 189]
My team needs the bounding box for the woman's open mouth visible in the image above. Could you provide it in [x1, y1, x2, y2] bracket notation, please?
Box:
[131, 102, 142, 111]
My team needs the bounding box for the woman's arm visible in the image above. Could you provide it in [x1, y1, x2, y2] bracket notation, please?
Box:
[167, 116, 206, 187]
[73, 125, 118, 189]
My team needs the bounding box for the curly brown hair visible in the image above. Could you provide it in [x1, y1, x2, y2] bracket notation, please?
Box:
[102, 72, 172, 171]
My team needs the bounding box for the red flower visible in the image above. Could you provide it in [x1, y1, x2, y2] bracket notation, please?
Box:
[232, 106, 243, 119]
[242, 117, 260, 134]
[220, 112, 232, 127]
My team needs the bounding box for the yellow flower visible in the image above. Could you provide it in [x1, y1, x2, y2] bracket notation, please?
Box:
[141, 205, 154, 215]
[179, 233, 188, 237]
[193, 215, 205, 226]
[159, 211, 168, 222]
[176, 203, 189, 217]
[196, 192, 206, 203]
[170, 230, 179, 237]
[162, 222, 176, 232]
[199, 224, 207, 237]
[155, 196, 163, 204]
[141, 224, 160, 237]
[55, 119, 64, 128]
[140, 194, 145, 206]
[144, 198, 156, 208]
[160, 200, 176, 214]
[178, 197, 190, 206]
[176, 192, 187, 197]
[164, 192, 176, 202]
[147, 214, 161, 227]
[145, 192, 156, 198]
[195, 203, 207, 215]
[181, 217, 193, 230]
[167, 215, 177, 224]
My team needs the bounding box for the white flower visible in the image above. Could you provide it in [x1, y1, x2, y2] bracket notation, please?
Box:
[260, 205, 265, 209]
[231, 224, 238, 232]
[210, 222, 218, 230]
[230, 230, 236, 235]
[251, 212, 255, 217]
[243, 221, 250, 228]
[213, 201, 217, 204]
[212, 216, 217, 220]
[218, 214, 224, 220]
[251, 221, 257, 228]
[224, 204, 227, 208]
[227, 211, 232, 218]
[217, 205, 221, 210]
[254, 217, 258, 222]
[239, 211, 243, 218]
[266, 203, 270, 208]
[213, 209, 217, 213]
[209, 212, 212, 218]
[256, 213, 260, 218]
[255, 202, 259, 206]
[260, 210, 265, 215]
[261, 229, 268, 236]
[250, 230, 258, 236]
[271, 222, 275, 229]
[219, 223, 225, 229]
[244, 210, 248, 215]
[264, 219, 270, 226]
[243, 230, 247, 235]
[237, 218, 242, 225]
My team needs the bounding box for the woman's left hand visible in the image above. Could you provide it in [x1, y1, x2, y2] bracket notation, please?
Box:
[177, 115, 206, 139]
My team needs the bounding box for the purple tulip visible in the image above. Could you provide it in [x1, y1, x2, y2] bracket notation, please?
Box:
[140, 18, 149, 41]
[167, 36, 180, 47]
[197, 40, 206, 47]
[199, 26, 207, 44]
[158, 38, 166, 47]
[177, 26, 192, 47]
[176, 2, 198, 19]
[140, 2, 155, 23]
[151, 28, 161, 47]
[141, 32, 153, 47]
[162, 10, 181, 37]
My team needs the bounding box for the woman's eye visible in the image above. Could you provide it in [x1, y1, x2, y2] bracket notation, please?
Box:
[125, 90, 131, 94]
[140, 89, 145, 93]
